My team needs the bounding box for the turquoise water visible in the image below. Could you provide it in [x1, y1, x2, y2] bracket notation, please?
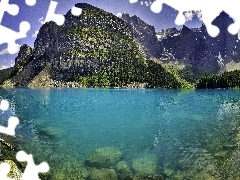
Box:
[0, 88, 240, 179]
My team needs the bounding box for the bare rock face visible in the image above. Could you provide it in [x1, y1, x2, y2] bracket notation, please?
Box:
[14, 44, 33, 69]
[122, 13, 162, 59]
[156, 28, 180, 41]
[28, 65, 51, 88]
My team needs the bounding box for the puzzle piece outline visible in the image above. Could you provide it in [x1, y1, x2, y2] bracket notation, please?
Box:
[0, 162, 14, 180]
[0, 100, 19, 136]
[131, 0, 240, 37]
[0, 100, 50, 179]
[16, 151, 49, 180]
[44, 0, 82, 26]
[0, 0, 37, 54]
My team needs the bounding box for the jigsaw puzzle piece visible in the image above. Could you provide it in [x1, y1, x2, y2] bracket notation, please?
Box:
[228, 22, 239, 35]
[150, 0, 223, 37]
[0, 162, 13, 180]
[150, 0, 164, 13]
[16, 151, 49, 180]
[175, 12, 186, 25]
[0, 116, 19, 136]
[71, 6, 82, 16]
[223, 0, 240, 35]
[0, 21, 30, 54]
[201, 8, 221, 37]
[0, 0, 19, 23]
[25, 0, 36, 6]
[0, 100, 10, 111]
[129, 0, 138, 3]
[45, 0, 65, 26]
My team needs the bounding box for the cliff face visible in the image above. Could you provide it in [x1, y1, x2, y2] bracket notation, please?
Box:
[122, 13, 162, 59]
[14, 45, 33, 69]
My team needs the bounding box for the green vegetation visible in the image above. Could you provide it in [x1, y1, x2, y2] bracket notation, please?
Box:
[72, 59, 183, 88]
[0, 68, 14, 85]
[196, 70, 240, 89]
[146, 60, 181, 88]
[59, 12, 183, 88]
[178, 64, 195, 83]
[0, 57, 32, 85]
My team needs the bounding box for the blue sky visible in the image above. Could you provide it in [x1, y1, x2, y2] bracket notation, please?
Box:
[0, 0, 203, 69]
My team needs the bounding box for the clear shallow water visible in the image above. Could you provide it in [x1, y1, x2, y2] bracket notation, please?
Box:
[0, 88, 240, 179]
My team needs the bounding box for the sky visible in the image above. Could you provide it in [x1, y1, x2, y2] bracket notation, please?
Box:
[0, 0, 203, 69]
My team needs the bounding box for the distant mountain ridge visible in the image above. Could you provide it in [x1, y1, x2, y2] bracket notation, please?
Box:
[155, 12, 240, 80]
[1, 5, 239, 88]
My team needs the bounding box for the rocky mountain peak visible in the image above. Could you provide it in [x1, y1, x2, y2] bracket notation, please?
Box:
[122, 13, 162, 58]
[180, 25, 193, 36]
[156, 28, 180, 41]
[14, 44, 33, 69]
[75, 3, 100, 10]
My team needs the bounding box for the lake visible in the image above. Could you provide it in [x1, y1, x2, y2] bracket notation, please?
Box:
[0, 88, 240, 179]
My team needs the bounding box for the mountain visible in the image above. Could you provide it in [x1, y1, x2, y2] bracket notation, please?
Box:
[121, 13, 162, 59]
[2, 5, 238, 88]
[0, 3, 181, 88]
[157, 12, 240, 81]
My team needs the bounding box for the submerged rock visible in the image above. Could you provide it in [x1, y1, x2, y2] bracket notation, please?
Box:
[0, 160, 23, 180]
[163, 168, 174, 177]
[53, 163, 90, 180]
[132, 154, 157, 175]
[116, 161, 132, 179]
[88, 168, 117, 180]
[85, 147, 122, 168]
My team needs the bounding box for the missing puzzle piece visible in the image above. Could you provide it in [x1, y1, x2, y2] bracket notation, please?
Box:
[16, 151, 49, 180]
[45, 1, 82, 25]
[0, 116, 19, 136]
[0, 0, 19, 22]
[0, 21, 30, 54]
[0, 100, 19, 136]
[0, 162, 13, 180]
[0, 100, 10, 111]
[131, 0, 240, 37]
[0, 0, 35, 54]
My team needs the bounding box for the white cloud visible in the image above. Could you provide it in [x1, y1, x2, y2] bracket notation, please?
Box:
[0, 48, 9, 55]
[183, 10, 202, 22]
[116, 13, 122, 18]
[32, 30, 39, 38]
[0, 65, 8, 70]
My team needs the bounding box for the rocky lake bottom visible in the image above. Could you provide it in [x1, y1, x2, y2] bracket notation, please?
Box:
[0, 88, 240, 179]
